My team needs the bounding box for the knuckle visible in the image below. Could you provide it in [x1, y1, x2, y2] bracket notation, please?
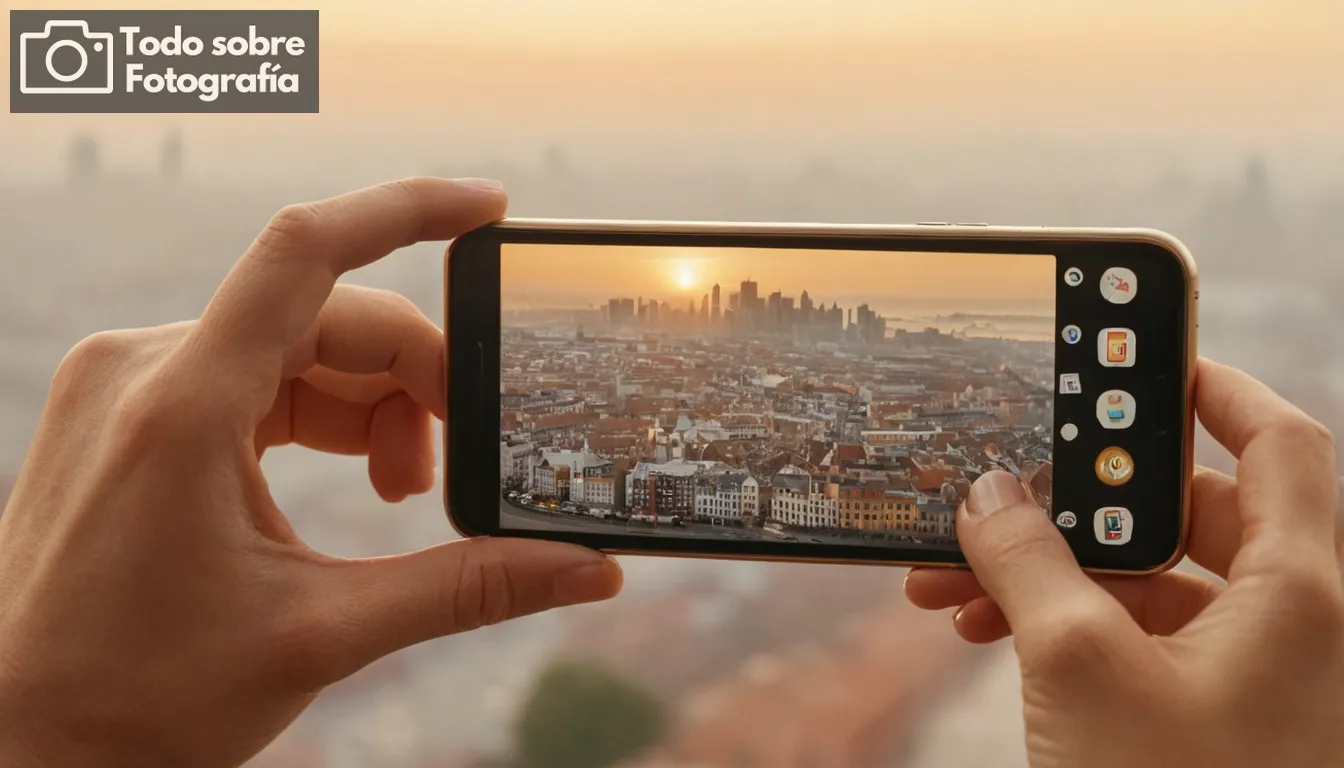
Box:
[1275, 567, 1344, 636]
[451, 550, 516, 633]
[1270, 415, 1335, 452]
[379, 176, 433, 202]
[258, 202, 325, 253]
[368, 285, 423, 318]
[55, 330, 135, 382]
[976, 523, 1060, 567]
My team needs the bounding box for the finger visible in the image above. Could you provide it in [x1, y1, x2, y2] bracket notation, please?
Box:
[1195, 358, 1339, 576]
[1097, 572, 1223, 636]
[914, 468, 1241, 590]
[257, 378, 372, 454]
[927, 572, 1222, 642]
[192, 177, 505, 421]
[1186, 466, 1241, 579]
[320, 538, 623, 679]
[957, 471, 1135, 643]
[904, 567, 983, 610]
[284, 284, 447, 420]
[296, 367, 404, 405]
[256, 381, 435, 502]
[367, 391, 434, 502]
[953, 597, 1011, 644]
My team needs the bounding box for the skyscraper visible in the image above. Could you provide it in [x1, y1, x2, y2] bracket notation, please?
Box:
[740, 280, 758, 305]
[740, 280, 758, 330]
[711, 284, 721, 324]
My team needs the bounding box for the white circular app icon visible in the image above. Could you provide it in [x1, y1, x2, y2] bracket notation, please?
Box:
[1061, 324, 1082, 344]
[1100, 267, 1137, 304]
[1056, 510, 1078, 529]
[1096, 389, 1136, 429]
[1064, 267, 1084, 287]
[1060, 422, 1079, 442]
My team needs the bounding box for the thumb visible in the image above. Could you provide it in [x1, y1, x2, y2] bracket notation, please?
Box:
[323, 538, 622, 676]
[958, 471, 1114, 635]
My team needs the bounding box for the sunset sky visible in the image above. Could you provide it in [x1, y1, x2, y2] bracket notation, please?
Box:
[501, 243, 1055, 314]
[3, 0, 1343, 180]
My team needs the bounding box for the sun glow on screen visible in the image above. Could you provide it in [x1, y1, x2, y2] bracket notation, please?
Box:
[673, 261, 698, 290]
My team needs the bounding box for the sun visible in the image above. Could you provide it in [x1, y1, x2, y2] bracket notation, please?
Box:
[664, 255, 712, 294]
[675, 264, 696, 290]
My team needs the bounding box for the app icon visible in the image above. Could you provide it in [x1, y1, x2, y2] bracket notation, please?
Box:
[1056, 510, 1078, 529]
[1097, 328, 1135, 367]
[1096, 389, 1136, 429]
[1059, 373, 1082, 395]
[1060, 422, 1079, 442]
[1064, 267, 1084, 287]
[1095, 446, 1134, 486]
[1061, 324, 1082, 344]
[1094, 506, 1133, 545]
[1100, 267, 1137, 305]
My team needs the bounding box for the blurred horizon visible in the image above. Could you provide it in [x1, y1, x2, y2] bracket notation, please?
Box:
[3, 2, 1343, 766]
[5, 0, 1344, 185]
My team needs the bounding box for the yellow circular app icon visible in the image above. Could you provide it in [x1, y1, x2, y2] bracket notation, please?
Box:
[1095, 446, 1134, 486]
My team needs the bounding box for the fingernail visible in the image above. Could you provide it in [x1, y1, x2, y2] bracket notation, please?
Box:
[966, 471, 1029, 517]
[552, 557, 623, 605]
[457, 177, 504, 192]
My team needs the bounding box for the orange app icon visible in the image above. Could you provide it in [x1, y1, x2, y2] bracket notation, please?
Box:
[1106, 332, 1127, 362]
[1098, 328, 1135, 367]
[1095, 446, 1134, 486]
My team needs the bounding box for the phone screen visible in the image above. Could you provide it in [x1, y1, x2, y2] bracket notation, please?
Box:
[499, 244, 1055, 555]
[450, 227, 1192, 572]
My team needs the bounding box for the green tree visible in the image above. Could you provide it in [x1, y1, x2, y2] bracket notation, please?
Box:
[514, 659, 667, 768]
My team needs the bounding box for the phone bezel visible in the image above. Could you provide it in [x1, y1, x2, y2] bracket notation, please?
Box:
[445, 220, 1198, 574]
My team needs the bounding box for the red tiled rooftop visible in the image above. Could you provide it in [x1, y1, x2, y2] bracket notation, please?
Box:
[533, 411, 599, 430]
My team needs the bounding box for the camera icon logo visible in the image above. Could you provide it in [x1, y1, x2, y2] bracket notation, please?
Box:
[19, 20, 115, 95]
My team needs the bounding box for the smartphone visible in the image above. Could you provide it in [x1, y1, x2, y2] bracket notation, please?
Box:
[445, 220, 1197, 574]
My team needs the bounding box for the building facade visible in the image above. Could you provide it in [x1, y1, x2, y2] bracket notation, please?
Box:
[769, 468, 839, 529]
[628, 461, 701, 517]
[532, 462, 571, 500]
[500, 440, 536, 488]
[693, 473, 760, 524]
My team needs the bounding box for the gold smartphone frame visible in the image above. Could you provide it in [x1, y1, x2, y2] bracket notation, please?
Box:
[445, 219, 1199, 576]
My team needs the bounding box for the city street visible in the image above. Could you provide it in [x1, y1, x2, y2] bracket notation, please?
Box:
[498, 500, 958, 550]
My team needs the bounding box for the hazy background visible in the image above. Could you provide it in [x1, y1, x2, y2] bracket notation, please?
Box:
[500, 244, 1056, 317]
[3, 1, 1343, 766]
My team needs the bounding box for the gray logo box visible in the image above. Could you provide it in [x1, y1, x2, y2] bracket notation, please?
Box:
[10, 10, 318, 113]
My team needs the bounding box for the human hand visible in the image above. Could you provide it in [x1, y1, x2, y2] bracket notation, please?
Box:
[905, 358, 1343, 768]
[0, 178, 623, 768]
